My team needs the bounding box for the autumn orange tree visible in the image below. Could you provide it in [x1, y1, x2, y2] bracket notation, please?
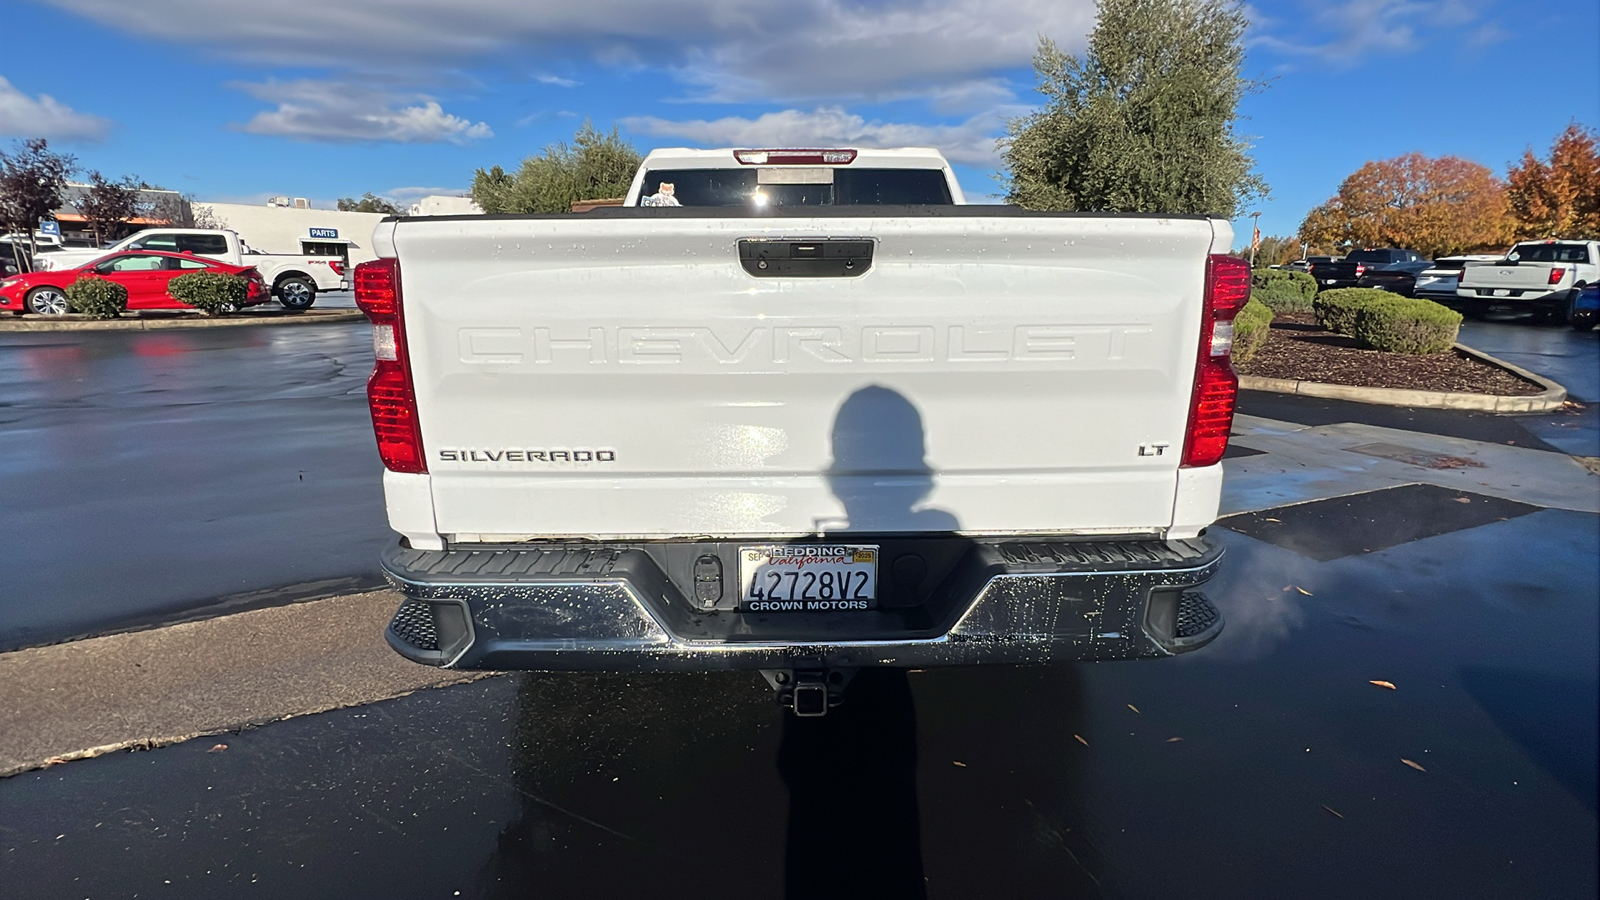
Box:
[1299, 153, 1514, 258]
[1506, 124, 1600, 239]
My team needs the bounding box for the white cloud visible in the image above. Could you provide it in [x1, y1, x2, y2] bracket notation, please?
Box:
[623, 106, 1020, 167]
[1248, 0, 1490, 64]
[233, 80, 492, 144]
[40, 0, 1095, 104]
[0, 75, 111, 141]
[536, 74, 581, 88]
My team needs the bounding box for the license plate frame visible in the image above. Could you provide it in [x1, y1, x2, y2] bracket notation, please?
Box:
[739, 545, 878, 612]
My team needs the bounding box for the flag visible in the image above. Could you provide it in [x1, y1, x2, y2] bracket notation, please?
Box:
[1251, 223, 1261, 251]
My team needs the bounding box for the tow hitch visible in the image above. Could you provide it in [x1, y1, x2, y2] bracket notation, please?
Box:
[762, 666, 857, 716]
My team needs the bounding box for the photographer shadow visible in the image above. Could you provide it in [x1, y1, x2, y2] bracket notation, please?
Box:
[780, 384, 963, 900]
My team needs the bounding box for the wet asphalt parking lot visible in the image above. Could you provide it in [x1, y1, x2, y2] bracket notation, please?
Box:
[0, 315, 1596, 898]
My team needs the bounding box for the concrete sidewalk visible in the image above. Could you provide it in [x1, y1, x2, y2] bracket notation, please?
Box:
[0, 590, 490, 777]
[1223, 413, 1600, 517]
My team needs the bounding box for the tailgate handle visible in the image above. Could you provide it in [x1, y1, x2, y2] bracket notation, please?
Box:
[738, 238, 874, 278]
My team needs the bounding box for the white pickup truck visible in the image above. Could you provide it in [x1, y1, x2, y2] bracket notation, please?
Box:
[359, 147, 1243, 715]
[34, 228, 348, 309]
[1457, 240, 1598, 326]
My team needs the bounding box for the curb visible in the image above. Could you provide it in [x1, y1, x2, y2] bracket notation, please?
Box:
[0, 310, 364, 332]
[1239, 342, 1568, 412]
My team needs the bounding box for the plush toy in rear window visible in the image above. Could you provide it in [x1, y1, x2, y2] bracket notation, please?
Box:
[641, 183, 681, 207]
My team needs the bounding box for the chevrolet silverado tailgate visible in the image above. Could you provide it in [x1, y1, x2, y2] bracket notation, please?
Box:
[381, 211, 1225, 539]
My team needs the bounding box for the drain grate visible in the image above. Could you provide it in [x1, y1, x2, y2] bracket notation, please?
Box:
[389, 599, 439, 651]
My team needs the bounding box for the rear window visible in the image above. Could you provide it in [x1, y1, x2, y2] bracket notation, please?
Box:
[638, 168, 953, 207]
[177, 234, 229, 255]
[1510, 242, 1590, 263]
[1344, 250, 1392, 263]
[128, 233, 179, 252]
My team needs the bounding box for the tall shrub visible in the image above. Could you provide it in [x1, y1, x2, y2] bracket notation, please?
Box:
[1002, 0, 1266, 217]
[470, 122, 641, 214]
[1250, 268, 1316, 313]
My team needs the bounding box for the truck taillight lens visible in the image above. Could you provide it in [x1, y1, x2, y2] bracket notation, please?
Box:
[1182, 254, 1250, 468]
[330, 260, 346, 276]
[1549, 267, 1566, 285]
[354, 258, 426, 474]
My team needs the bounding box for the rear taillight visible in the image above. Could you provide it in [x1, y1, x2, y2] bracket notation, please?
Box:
[354, 258, 426, 473]
[1355, 264, 1367, 276]
[329, 260, 345, 276]
[1549, 267, 1566, 285]
[1182, 254, 1250, 468]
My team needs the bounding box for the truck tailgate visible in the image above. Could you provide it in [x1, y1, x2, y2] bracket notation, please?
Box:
[1462, 262, 1555, 291]
[385, 212, 1223, 539]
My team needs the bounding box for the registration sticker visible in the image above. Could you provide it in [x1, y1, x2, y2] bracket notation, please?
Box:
[739, 545, 878, 612]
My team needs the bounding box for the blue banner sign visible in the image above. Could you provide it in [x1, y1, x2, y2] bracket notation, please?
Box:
[308, 227, 339, 239]
[39, 220, 61, 237]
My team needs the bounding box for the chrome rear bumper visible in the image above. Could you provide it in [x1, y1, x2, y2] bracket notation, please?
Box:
[380, 535, 1225, 671]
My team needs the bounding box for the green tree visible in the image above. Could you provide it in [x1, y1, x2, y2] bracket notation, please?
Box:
[0, 138, 76, 255]
[78, 171, 144, 246]
[1001, 0, 1266, 218]
[337, 192, 403, 214]
[470, 122, 641, 214]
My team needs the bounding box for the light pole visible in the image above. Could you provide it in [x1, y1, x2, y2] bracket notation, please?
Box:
[1248, 212, 1262, 268]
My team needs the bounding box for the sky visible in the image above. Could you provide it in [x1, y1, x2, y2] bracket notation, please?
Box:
[1, 0, 1596, 248]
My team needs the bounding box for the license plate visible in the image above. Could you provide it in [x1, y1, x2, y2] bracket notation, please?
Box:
[1494, 288, 1511, 297]
[739, 545, 877, 612]
[1323, 279, 1338, 284]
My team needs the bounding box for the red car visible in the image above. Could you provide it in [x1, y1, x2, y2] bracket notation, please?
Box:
[0, 250, 269, 316]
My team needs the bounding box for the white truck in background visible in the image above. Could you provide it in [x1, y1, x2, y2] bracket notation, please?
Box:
[358, 147, 1243, 715]
[34, 228, 348, 309]
[1457, 239, 1599, 327]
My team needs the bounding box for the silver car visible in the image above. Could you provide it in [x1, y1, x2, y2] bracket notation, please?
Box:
[1414, 255, 1500, 302]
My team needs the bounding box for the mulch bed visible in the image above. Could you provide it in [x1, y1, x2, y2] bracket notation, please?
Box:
[1236, 313, 1545, 396]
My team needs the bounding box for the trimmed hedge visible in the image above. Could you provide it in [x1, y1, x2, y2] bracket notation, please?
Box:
[1351, 296, 1462, 354]
[66, 276, 127, 319]
[1313, 287, 1461, 354]
[1313, 287, 1382, 335]
[169, 271, 249, 315]
[1251, 268, 1317, 314]
[1231, 297, 1274, 364]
